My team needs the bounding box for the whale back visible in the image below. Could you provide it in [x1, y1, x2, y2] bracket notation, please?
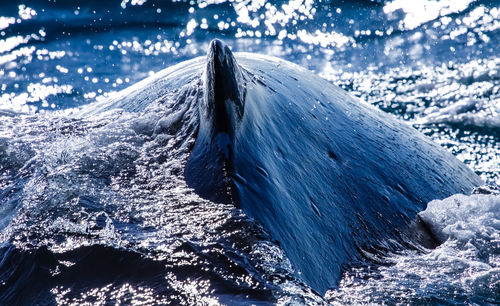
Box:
[79, 45, 482, 294]
[191, 52, 481, 293]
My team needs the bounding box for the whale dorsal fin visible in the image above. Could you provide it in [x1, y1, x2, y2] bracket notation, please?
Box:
[201, 39, 245, 138]
[185, 39, 245, 205]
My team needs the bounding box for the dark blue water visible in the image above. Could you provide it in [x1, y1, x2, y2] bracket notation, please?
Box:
[0, 0, 499, 304]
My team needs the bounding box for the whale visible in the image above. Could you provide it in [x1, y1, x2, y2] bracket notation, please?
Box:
[80, 39, 482, 294]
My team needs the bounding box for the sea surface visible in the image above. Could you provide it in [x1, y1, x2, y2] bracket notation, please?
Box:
[0, 0, 499, 304]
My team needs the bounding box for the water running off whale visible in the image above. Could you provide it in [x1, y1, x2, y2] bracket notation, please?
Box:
[78, 39, 482, 294]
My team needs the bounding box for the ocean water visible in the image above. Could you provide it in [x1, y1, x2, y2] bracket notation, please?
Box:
[0, 0, 499, 304]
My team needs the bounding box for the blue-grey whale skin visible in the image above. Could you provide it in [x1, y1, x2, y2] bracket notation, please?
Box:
[80, 40, 482, 294]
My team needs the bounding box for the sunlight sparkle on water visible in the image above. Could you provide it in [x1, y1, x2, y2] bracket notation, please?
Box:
[384, 0, 475, 30]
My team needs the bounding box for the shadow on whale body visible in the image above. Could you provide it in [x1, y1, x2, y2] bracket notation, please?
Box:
[185, 39, 482, 294]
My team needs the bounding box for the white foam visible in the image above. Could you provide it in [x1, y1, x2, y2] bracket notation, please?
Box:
[328, 191, 500, 303]
[419, 193, 500, 244]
